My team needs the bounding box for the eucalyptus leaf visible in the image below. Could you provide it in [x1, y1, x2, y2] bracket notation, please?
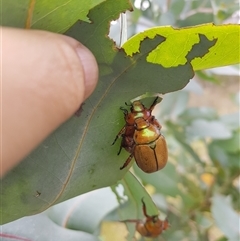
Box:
[211, 194, 240, 241]
[186, 119, 232, 139]
[1, 213, 100, 241]
[46, 187, 119, 233]
[134, 162, 180, 196]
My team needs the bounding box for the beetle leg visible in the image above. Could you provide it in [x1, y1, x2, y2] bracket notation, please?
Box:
[117, 145, 123, 155]
[120, 153, 133, 170]
[112, 126, 126, 145]
[162, 218, 170, 230]
[118, 134, 133, 155]
[151, 117, 162, 130]
[141, 198, 151, 218]
[124, 102, 132, 107]
[112, 135, 119, 146]
[149, 96, 159, 112]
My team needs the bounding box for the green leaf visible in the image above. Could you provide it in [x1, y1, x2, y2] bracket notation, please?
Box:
[2, 0, 240, 225]
[0, 0, 191, 224]
[166, 122, 203, 164]
[208, 143, 230, 167]
[213, 131, 240, 154]
[123, 24, 240, 70]
[211, 194, 240, 241]
[113, 171, 164, 240]
[157, 91, 189, 119]
[119, 171, 160, 217]
[134, 162, 180, 196]
[1, 213, 100, 241]
[220, 113, 240, 131]
[186, 119, 232, 139]
[47, 187, 118, 233]
[1, 0, 134, 225]
[1, 0, 105, 32]
[180, 107, 218, 123]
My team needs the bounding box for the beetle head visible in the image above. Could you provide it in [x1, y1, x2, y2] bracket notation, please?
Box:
[131, 101, 145, 112]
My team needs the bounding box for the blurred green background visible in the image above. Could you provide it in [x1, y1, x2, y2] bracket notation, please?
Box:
[104, 0, 240, 240]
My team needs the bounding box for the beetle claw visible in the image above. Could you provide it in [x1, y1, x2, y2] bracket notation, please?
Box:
[120, 154, 133, 170]
[117, 146, 122, 155]
[112, 137, 118, 146]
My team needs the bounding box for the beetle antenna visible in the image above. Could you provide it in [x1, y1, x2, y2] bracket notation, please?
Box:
[125, 102, 132, 107]
[120, 107, 128, 115]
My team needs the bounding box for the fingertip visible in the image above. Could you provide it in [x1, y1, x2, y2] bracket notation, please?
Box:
[2, 28, 99, 175]
[75, 45, 99, 100]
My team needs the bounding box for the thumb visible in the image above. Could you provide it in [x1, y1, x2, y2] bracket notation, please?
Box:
[2, 27, 98, 176]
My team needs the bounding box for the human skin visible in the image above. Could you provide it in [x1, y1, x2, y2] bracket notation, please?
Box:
[1, 27, 99, 177]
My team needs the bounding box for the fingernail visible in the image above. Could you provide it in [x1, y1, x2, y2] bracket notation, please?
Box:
[76, 45, 98, 100]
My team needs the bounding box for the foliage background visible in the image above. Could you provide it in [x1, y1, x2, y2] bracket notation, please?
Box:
[107, 0, 239, 240]
[1, 0, 239, 241]
[106, 1, 239, 240]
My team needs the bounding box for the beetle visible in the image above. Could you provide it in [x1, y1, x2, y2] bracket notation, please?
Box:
[122, 198, 169, 238]
[120, 117, 168, 173]
[112, 97, 162, 155]
[112, 97, 165, 170]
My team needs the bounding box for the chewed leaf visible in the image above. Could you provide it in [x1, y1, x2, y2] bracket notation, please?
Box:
[1, 0, 240, 224]
[2, 0, 105, 32]
[123, 24, 239, 70]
